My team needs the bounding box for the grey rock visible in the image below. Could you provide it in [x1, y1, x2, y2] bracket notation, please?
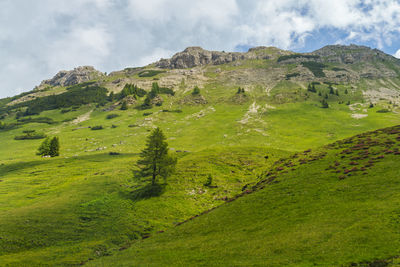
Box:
[156, 46, 274, 69]
[40, 66, 105, 87]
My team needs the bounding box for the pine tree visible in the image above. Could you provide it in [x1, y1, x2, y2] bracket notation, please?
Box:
[149, 82, 160, 99]
[49, 137, 60, 157]
[142, 96, 152, 109]
[329, 85, 334, 94]
[345, 89, 348, 94]
[120, 100, 128, 110]
[311, 84, 316, 93]
[108, 91, 115, 102]
[192, 86, 200, 95]
[37, 137, 51, 156]
[136, 128, 177, 185]
[321, 99, 329, 108]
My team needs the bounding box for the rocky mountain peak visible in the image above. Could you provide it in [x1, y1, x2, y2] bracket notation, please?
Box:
[39, 66, 105, 88]
[311, 44, 400, 65]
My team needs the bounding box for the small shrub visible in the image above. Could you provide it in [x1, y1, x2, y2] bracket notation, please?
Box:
[192, 86, 201, 95]
[109, 152, 120, 155]
[120, 101, 128, 110]
[138, 70, 165, 77]
[377, 109, 390, 113]
[204, 174, 213, 187]
[106, 114, 119, 119]
[111, 124, 118, 128]
[61, 108, 71, 113]
[321, 99, 329, 108]
[14, 133, 46, 140]
[285, 73, 300, 80]
[91, 125, 104, 130]
[143, 112, 152, 116]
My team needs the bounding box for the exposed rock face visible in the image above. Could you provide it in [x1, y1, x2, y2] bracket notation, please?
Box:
[156, 46, 280, 69]
[151, 95, 163, 106]
[311, 44, 400, 65]
[40, 66, 104, 87]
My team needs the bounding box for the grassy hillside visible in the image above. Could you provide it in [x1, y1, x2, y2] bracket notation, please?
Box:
[90, 125, 400, 266]
[1, 45, 400, 265]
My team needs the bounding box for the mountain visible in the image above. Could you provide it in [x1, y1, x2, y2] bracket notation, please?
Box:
[1, 44, 400, 265]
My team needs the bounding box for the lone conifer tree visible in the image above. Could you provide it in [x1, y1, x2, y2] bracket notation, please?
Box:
[136, 128, 176, 185]
[37, 137, 51, 156]
[49, 137, 60, 157]
[120, 100, 128, 110]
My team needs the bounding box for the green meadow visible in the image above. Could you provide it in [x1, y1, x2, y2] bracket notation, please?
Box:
[1, 55, 400, 265]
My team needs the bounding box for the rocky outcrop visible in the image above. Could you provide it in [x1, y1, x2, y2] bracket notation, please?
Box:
[311, 44, 400, 65]
[39, 66, 105, 87]
[156, 47, 244, 69]
[156, 46, 284, 69]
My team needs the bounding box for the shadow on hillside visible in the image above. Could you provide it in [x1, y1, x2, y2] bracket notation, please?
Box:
[128, 183, 166, 201]
[0, 152, 139, 177]
[0, 160, 48, 177]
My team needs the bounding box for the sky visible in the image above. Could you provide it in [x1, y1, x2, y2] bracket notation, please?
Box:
[1, 0, 400, 98]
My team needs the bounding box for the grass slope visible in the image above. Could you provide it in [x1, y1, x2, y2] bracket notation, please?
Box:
[1, 62, 400, 265]
[91, 125, 400, 266]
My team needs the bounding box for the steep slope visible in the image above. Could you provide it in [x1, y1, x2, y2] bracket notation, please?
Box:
[89, 125, 400, 266]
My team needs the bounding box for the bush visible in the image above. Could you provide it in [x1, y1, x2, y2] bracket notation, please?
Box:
[15, 130, 46, 140]
[277, 54, 319, 62]
[106, 114, 119, 119]
[61, 108, 71, 113]
[321, 99, 329, 108]
[120, 101, 128, 110]
[301, 62, 326, 77]
[204, 174, 213, 187]
[143, 112, 153, 116]
[161, 109, 182, 113]
[111, 124, 118, 128]
[377, 109, 390, 113]
[17, 117, 56, 124]
[138, 70, 165, 77]
[91, 125, 104, 130]
[192, 86, 201, 95]
[285, 73, 300, 80]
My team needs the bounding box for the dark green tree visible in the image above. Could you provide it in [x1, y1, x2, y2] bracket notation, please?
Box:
[149, 82, 160, 99]
[321, 99, 329, 108]
[120, 100, 128, 110]
[37, 137, 51, 156]
[136, 128, 177, 185]
[142, 96, 152, 109]
[192, 86, 201, 95]
[108, 91, 115, 102]
[49, 137, 60, 157]
[329, 85, 334, 94]
[204, 174, 213, 187]
[344, 89, 348, 94]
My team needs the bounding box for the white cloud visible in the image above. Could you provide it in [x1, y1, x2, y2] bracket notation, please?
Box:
[395, 49, 400, 58]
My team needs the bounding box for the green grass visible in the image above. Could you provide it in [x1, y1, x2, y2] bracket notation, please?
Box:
[90, 125, 400, 266]
[2, 54, 400, 265]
